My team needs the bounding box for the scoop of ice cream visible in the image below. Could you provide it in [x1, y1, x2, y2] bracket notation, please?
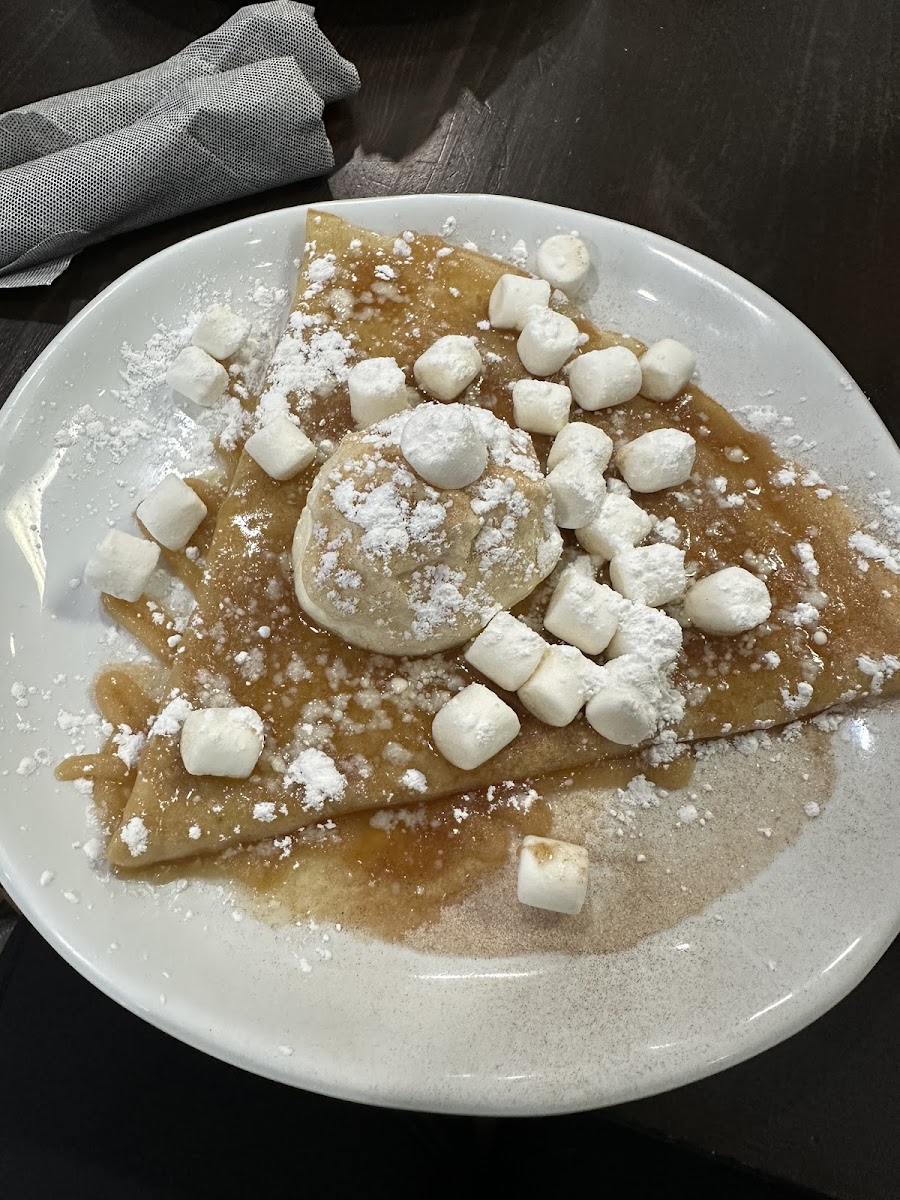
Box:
[292, 406, 562, 655]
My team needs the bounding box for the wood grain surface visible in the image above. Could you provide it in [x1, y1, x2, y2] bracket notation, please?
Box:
[0, 3, 897, 1197]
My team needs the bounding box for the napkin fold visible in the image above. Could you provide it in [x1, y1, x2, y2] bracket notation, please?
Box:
[0, 2, 359, 287]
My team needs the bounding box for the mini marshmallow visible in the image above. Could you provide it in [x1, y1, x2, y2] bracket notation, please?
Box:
[684, 566, 772, 635]
[609, 544, 687, 607]
[414, 335, 483, 401]
[543, 570, 619, 655]
[512, 379, 571, 435]
[488, 274, 552, 330]
[640, 339, 697, 402]
[166, 345, 228, 407]
[191, 305, 250, 361]
[517, 309, 581, 376]
[348, 356, 410, 426]
[465, 611, 549, 691]
[575, 493, 653, 562]
[617, 428, 696, 493]
[518, 644, 596, 726]
[566, 346, 642, 411]
[536, 234, 591, 295]
[245, 414, 317, 481]
[431, 682, 520, 769]
[400, 403, 488, 489]
[605, 601, 684, 667]
[546, 454, 606, 529]
[517, 835, 589, 914]
[180, 707, 264, 778]
[585, 681, 659, 746]
[547, 421, 613, 472]
[84, 529, 160, 602]
[136, 474, 207, 551]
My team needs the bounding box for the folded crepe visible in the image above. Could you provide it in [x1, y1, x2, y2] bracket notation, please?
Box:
[103, 210, 900, 867]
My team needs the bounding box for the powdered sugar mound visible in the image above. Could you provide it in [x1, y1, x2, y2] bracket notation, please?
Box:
[113, 726, 146, 769]
[303, 254, 337, 298]
[780, 681, 814, 713]
[507, 238, 529, 268]
[149, 695, 192, 738]
[849, 531, 900, 574]
[120, 816, 149, 857]
[284, 748, 347, 811]
[793, 541, 820, 578]
[401, 769, 428, 792]
[616, 774, 665, 811]
[857, 653, 900, 694]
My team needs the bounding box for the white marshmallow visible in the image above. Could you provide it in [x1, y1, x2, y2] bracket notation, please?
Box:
[547, 421, 613, 472]
[517, 644, 596, 726]
[566, 346, 642, 411]
[536, 234, 591, 295]
[166, 345, 228, 407]
[617, 428, 696, 492]
[191, 305, 250, 361]
[587, 651, 675, 744]
[684, 567, 772, 635]
[348, 357, 410, 426]
[575, 493, 653, 562]
[517, 309, 581, 376]
[543, 571, 619, 655]
[585, 681, 659, 746]
[400, 403, 488, 489]
[609, 544, 687, 607]
[414, 336, 483, 401]
[512, 379, 571, 435]
[180, 707, 264, 778]
[431, 683, 520, 770]
[84, 529, 160, 602]
[640, 339, 697, 402]
[546, 454, 606, 529]
[465, 611, 548, 691]
[517, 834, 589, 914]
[136, 474, 207, 552]
[488, 274, 552, 330]
[245, 415, 317, 481]
[605, 601, 683, 667]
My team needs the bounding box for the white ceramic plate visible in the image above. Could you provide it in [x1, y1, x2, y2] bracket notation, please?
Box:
[2, 195, 899, 1115]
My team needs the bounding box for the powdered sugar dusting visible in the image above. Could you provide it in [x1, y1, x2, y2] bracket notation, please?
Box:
[255, 313, 353, 428]
[120, 816, 149, 858]
[284, 748, 347, 811]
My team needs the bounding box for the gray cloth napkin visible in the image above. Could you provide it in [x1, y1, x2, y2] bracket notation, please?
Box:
[0, 2, 359, 287]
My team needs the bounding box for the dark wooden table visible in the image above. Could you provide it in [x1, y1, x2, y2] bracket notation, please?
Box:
[1, 2, 898, 1197]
